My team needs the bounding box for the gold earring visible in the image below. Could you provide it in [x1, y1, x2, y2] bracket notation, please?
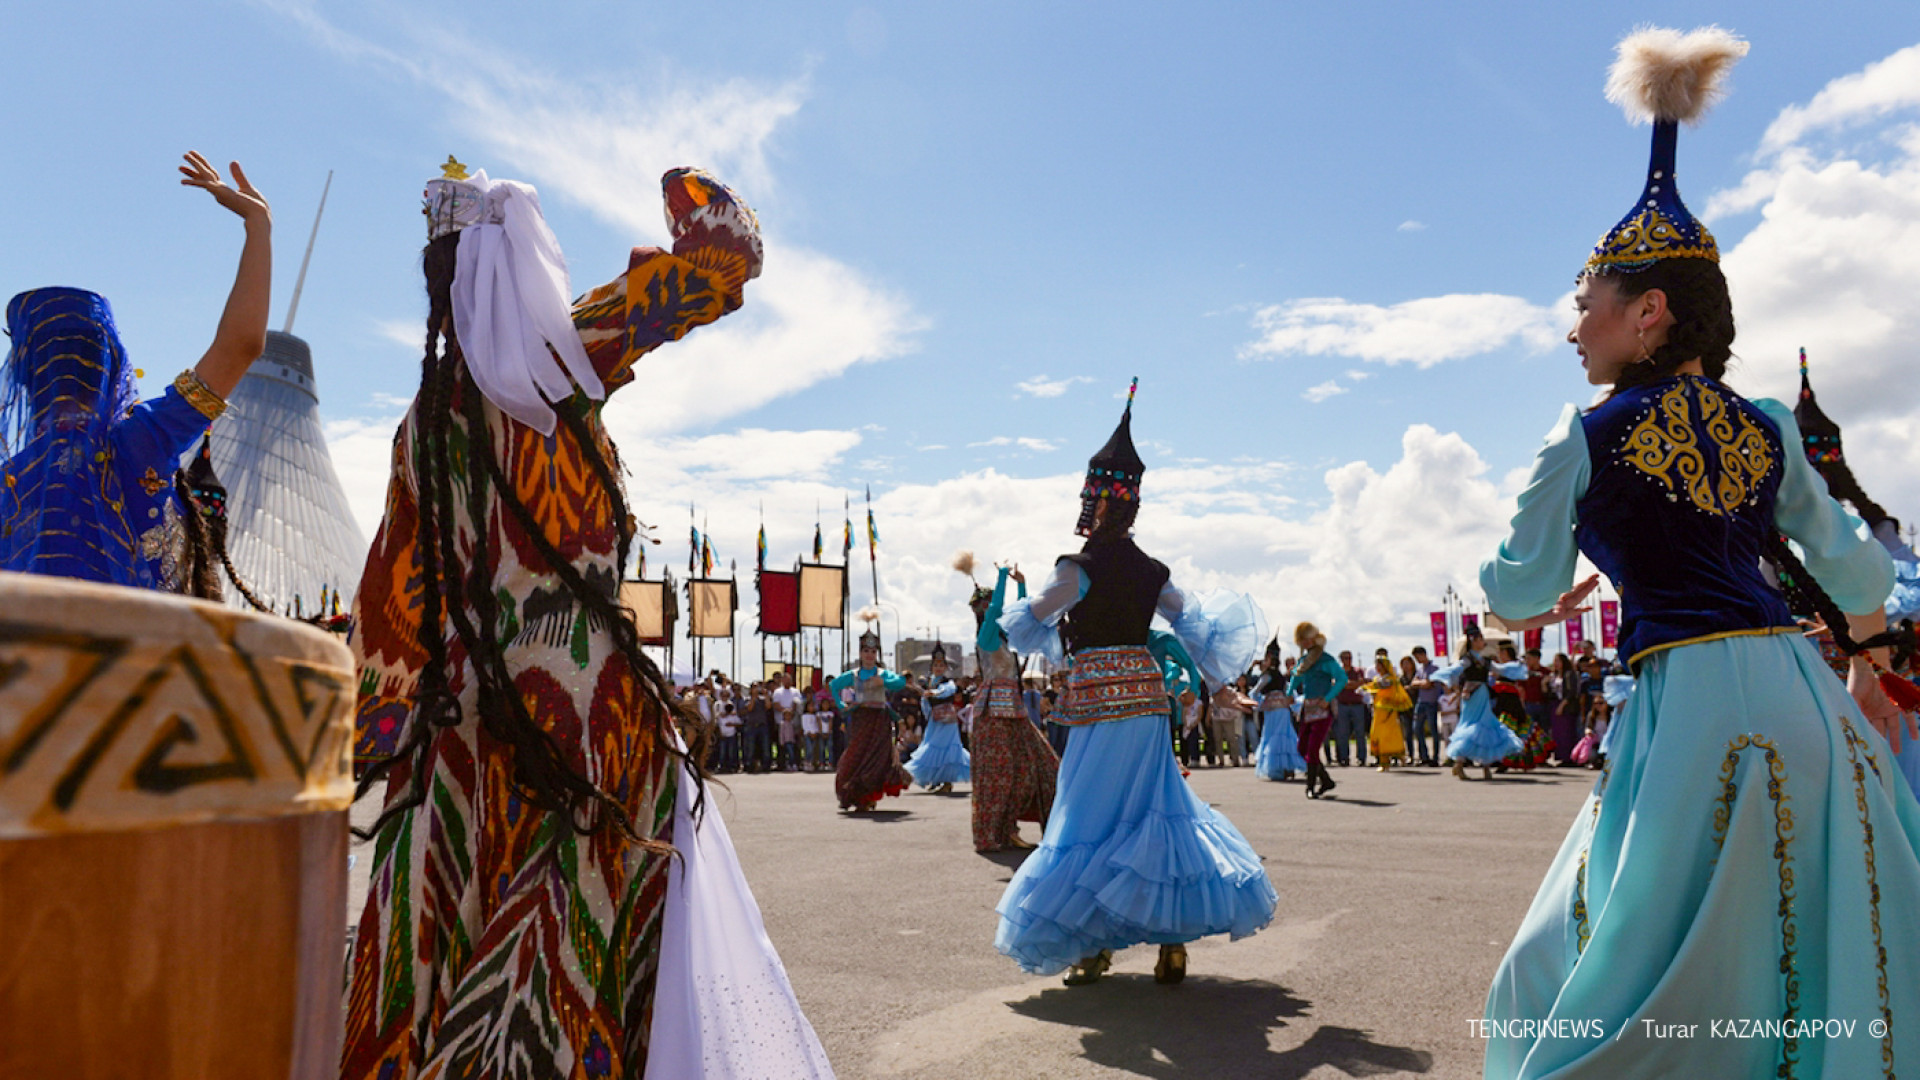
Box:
[1635, 328, 1653, 364]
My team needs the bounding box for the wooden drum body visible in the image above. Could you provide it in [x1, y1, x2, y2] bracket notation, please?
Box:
[0, 571, 355, 1079]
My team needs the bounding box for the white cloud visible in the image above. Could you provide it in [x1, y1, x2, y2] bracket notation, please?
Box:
[1302, 380, 1348, 403]
[266, 0, 920, 437]
[1344, 369, 1372, 381]
[1705, 47, 1920, 519]
[322, 411, 405, 539]
[1397, 220, 1427, 232]
[968, 436, 1061, 452]
[1014, 374, 1093, 398]
[1241, 293, 1561, 367]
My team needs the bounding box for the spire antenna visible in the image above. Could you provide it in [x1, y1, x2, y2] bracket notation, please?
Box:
[283, 170, 334, 334]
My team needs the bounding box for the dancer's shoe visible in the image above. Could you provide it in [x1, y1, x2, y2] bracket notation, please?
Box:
[1063, 950, 1113, 986]
[1154, 943, 1188, 985]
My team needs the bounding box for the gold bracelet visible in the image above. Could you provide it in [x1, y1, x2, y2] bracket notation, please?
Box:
[174, 369, 228, 421]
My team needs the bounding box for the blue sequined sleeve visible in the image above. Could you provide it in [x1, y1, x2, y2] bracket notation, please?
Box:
[1482, 404, 1591, 621]
[1757, 399, 1895, 615]
[1157, 583, 1269, 689]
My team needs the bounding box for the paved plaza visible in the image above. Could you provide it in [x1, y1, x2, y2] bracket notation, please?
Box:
[351, 759, 1595, 1079]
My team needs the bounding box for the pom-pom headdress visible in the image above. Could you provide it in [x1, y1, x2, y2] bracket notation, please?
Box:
[1077, 377, 1145, 536]
[1585, 27, 1747, 275]
[857, 605, 882, 652]
[954, 548, 992, 607]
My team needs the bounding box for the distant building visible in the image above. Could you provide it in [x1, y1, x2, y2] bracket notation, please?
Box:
[895, 636, 967, 681]
[208, 330, 367, 614]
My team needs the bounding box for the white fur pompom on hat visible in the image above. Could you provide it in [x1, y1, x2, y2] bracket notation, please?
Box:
[951, 550, 977, 578]
[1605, 25, 1748, 125]
[857, 605, 881, 625]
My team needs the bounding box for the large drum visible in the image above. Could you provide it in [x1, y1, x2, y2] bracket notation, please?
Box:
[0, 571, 355, 1079]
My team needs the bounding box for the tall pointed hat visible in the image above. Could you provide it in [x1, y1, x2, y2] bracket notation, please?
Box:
[1077, 377, 1145, 535]
[1794, 348, 1890, 528]
[1585, 27, 1747, 276]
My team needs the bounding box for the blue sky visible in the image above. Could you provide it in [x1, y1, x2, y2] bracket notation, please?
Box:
[7, 2, 1920, 664]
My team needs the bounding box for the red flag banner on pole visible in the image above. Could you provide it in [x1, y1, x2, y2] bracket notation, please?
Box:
[1566, 616, 1584, 649]
[1524, 627, 1543, 653]
[1429, 612, 1448, 658]
[1599, 600, 1620, 650]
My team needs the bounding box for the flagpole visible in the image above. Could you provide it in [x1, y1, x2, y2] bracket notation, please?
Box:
[866, 485, 881, 653]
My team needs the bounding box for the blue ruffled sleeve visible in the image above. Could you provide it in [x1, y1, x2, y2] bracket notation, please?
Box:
[1427, 660, 1468, 689]
[1482, 404, 1590, 621]
[1757, 399, 1895, 615]
[1602, 675, 1636, 709]
[1157, 583, 1269, 689]
[1492, 660, 1529, 681]
[999, 560, 1085, 665]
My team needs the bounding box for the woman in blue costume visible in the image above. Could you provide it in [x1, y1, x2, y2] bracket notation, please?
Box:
[2, 153, 271, 591]
[1288, 622, 1347, 799]
[1431, 630, 1527, 782]
[905, 639, 970, 793]
[996, 380, 1274, 986]
[1253, 638, 1306, 781]
[1476, 29, 1920, 1078]
[827, 624, 912, 812]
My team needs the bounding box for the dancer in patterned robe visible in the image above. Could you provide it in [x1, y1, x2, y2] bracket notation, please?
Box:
[344, 162, 830, 1079]
[827, 626, 912, 811]
[970, 564, 1060, 852]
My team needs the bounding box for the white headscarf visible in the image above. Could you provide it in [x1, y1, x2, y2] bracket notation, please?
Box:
[429, 170, 602, 435]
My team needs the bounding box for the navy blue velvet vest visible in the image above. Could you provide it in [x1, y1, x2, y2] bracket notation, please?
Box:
[1577, 375, 1796, 668]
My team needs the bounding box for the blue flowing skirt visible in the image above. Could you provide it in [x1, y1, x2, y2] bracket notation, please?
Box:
[1898, 732, 1920, 803]
[1485, 633, 1920, 1079]
[1254, 706, 1306, 778]
[994, 712, 1277, 975]
[905, 719, 970, 786]
[1447, 686, 1524, 765]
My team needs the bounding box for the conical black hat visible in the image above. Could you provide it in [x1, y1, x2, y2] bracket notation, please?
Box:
[1085, 378, 1144, 489]
[1793, 348, 1845, 464]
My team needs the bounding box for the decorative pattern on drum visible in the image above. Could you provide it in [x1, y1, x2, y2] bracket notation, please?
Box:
[0, 572, 355, 836]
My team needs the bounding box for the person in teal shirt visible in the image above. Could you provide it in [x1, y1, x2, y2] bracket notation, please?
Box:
[827, 627, 909, 811]
[1287, 621, 1347, 798]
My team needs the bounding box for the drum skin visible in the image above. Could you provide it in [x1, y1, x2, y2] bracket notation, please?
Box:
[0, 571, 355, 1079]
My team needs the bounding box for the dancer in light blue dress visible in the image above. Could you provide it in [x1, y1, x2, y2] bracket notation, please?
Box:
[1252, 639, 1306, 780]
[1476, 29, 1920, 1078]
[995, 381, 1273, 985]
[1431, 632, 1527, 780]
[904, 640, 970, 791]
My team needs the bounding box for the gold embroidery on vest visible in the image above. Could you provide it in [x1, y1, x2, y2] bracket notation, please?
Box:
[1624, 384, 1713, 512]
[1623, 381, 1774, 516]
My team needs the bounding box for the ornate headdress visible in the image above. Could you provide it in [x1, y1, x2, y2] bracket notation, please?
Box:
[1794, 348, 1891, 529]
[1077, 378, 1144, 536]
[953, 548, 992, 607]
[857, 605, 882, 653]
[1585, 27, 1747, 276]
[422, 157, 603, 437]
[930, 637, 948, 665]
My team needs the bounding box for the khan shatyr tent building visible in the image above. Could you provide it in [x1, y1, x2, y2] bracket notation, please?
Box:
[208, 328, 367, 615]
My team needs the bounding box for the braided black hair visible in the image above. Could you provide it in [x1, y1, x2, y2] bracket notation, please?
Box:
[1765, 531, 1902, 657]
[354, 232, 705, 845]
[1590, 258, 1737, 397]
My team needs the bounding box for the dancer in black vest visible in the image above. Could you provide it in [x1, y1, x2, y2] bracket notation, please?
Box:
[994, 379, 1275, 985]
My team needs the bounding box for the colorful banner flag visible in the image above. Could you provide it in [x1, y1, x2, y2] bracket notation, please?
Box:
[1599, 600, 1620, 650]
[865, 485, 879, 558]
[1461, 612, 1479, 636]
[812, 522, 823, 561]
[637, 544, 646, 580]
[842, 496, 852, 557]
[756, 524, 767, 570]
[688, 523, 699, 575]
[1566, 616, 1585, 649]
[701, 535, 715, 576]
[1429, 611, 1449, 658]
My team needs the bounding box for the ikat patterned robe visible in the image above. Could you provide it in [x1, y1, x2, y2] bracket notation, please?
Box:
[342, 176, 758, 1080]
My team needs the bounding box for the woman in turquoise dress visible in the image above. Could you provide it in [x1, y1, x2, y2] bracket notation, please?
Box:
[1475, 28, 1920, 1078]
[904, 641, 970, 792]
[996, 383, 1273, 985]
[828, 627, 912, 811]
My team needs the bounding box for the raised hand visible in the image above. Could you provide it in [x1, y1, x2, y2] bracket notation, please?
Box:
[179, 152, 270, 225]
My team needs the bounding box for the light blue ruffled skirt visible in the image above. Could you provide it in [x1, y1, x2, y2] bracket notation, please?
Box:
[994, 712, 1277, 975]
[905, 720, 970, 786]
[1485, 633, 1920, 1079]
[1899, 732, 1920, 802]
[1447, 686, 1524, 765]
[1254, 706, 1306, 778]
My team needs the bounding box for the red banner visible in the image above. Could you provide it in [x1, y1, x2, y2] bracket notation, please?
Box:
[1524, 628, 1543, 653]
[757, 569, 800, 636]
[1599, 600, 1620, 650]
[1429, 612, 1449, 658]
[1461, 612, 1480, 636]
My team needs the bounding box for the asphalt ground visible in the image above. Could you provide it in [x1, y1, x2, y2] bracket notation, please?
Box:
[349, 756, 1596, 1080]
